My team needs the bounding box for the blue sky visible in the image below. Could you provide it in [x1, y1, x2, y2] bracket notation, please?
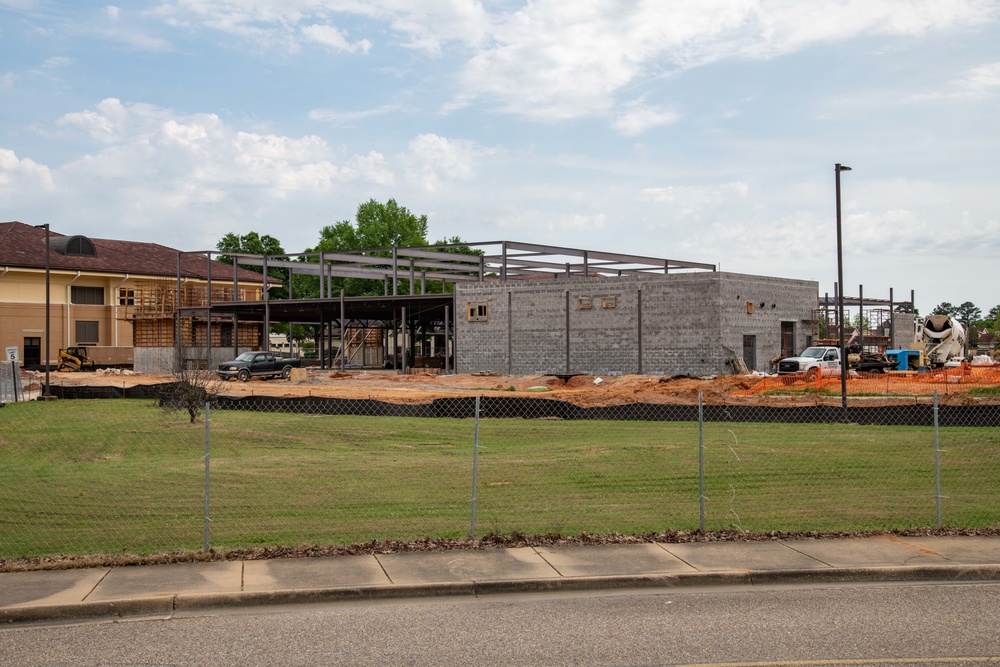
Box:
[2, 1, 998, 316]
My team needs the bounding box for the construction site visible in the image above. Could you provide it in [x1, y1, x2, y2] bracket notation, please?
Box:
[118, 240, 821, 378]
[3, 238, 993, 408]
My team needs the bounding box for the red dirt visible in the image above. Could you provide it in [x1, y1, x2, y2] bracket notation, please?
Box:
[31, 366, 1000, 408]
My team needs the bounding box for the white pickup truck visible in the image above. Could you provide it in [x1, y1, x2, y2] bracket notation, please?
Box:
[777, 345, 894, 380]
[777, 346, 842, 380]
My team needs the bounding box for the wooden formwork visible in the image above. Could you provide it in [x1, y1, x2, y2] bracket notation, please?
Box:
[124, 280, 263, 348]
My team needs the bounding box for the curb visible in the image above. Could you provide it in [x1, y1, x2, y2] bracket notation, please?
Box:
[1, 597, 174, 625]
[4, 565, 1000, 626]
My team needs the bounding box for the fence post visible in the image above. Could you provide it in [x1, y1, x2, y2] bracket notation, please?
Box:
[470, 395, 481, 540]
[698, 392, 705, 532]
[204, 401, 211, 551]
[934, 389, 941, 528]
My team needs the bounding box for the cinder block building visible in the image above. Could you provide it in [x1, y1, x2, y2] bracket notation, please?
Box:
[212, 241, 819, 377]
[454, 271, 817, 376]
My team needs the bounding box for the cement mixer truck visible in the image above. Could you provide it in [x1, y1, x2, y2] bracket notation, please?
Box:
[921, 315, 966, 366]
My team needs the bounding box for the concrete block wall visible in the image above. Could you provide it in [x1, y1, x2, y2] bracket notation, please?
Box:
[455, 272, 818, 377]
[717, 273, 818, 372]
[638, 273, 725, 375]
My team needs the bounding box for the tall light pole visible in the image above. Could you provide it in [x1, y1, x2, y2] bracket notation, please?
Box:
[835, 163, 852, 416]
[33, 223, 51, 397]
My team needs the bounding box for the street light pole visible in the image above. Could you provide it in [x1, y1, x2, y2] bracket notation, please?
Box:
[835, 163, 852, 417]
[33, 224, 51, 397]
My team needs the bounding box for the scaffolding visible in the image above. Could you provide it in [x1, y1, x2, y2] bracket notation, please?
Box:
[814, 286, 916, 352]
[122, 279, 263, 349]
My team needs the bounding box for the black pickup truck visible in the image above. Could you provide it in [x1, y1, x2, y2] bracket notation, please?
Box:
[217, 351, 301, 382]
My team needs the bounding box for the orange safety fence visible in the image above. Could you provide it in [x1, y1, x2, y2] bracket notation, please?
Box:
[733, 363, 1000, 396]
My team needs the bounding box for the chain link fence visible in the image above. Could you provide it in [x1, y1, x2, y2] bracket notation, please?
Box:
[1, 388, 998, 559]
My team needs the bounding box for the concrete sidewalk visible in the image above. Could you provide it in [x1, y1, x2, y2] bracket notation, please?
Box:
[2, 535, 998, 625]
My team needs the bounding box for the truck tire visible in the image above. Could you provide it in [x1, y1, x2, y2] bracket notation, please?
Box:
[237, 368, 250, 382]
[281, 366, 292, 380]
[806, 368, 819, 382]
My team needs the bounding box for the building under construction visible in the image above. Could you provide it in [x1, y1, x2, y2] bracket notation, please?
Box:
[137, 241, 821, 377]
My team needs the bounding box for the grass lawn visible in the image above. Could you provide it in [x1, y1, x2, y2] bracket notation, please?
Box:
[1, 399, 997, 558]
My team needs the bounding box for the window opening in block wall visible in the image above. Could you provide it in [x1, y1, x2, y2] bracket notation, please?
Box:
[578, 297, 593, 310]
[467, 301, 488, 322]
[602, 296, 617, 309]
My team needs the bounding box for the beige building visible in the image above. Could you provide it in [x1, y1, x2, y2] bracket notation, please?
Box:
[0, 221, 266, 370]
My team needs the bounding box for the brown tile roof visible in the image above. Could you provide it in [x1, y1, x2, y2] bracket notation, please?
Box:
[0, 221, 269, 283]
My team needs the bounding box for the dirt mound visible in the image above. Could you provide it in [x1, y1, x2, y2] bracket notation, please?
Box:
[33, 367, 1000, 407]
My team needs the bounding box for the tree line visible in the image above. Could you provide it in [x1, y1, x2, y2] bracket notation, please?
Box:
[213, 198, 472, 351]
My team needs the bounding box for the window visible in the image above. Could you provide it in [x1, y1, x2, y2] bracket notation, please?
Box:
[467, 301, 488, 322]
[118, 288, 135, 306]
[220, 323, 233, 348]
[51, 235, 97, 257]
[578, 297, 593, 310]
[75, 321, 99, 345]
[71, 286, 104, 305]
[602, 296, 617, 309]
[65, 236, 96, 256]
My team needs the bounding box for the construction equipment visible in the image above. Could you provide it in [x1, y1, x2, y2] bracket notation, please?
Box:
[777, 344, 895, 380]
[57, 347, 96, 372]
[921, 316, 967, 366]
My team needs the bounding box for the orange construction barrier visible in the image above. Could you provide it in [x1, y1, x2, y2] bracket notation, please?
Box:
[733, 362, 1000, 397]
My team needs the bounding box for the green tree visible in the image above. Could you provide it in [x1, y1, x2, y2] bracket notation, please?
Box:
[215, 232, 289, 299]
[215, 231, 303, 341]
[980, 304, 1000, 333]
[307, 199, 431, 297]
[931, 302, 957, 317]
[318, 198, 429, 251]
[421, 235, 483, 294]
[955, 301, 982, 325]
[849, 313, 872, 332]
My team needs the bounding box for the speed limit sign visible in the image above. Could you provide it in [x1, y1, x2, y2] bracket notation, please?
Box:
[5, 346, 18, 362]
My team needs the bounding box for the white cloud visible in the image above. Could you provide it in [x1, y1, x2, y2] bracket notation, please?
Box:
[56, 98, 164, 143]
[453, 0, 996, 121]
[613, 101, 681, 136]
[493, 208, 608, 238]
[954, 61, 1000, 98]
[41, 56, 72, 69]
[300, 23, 371, 53]
[9, 99, 408, 246]
[911, 60, 1000, 101]
[0, 148, 55, 194]
[403, 133, 497, 192]
[642, 182, 750, 218]
[151, 0, 491, 55]
[147, 1, 996, 126]
[307, 105, 398, 124]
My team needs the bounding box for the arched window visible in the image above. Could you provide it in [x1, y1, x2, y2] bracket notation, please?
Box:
[50, 235, 97, 257]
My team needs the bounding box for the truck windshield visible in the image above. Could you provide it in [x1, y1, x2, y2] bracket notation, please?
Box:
[235, 352, 258, 362]
[799, 348, 828, 359]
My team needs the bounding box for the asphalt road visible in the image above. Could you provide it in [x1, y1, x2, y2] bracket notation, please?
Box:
[1, 581, 998, 666]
